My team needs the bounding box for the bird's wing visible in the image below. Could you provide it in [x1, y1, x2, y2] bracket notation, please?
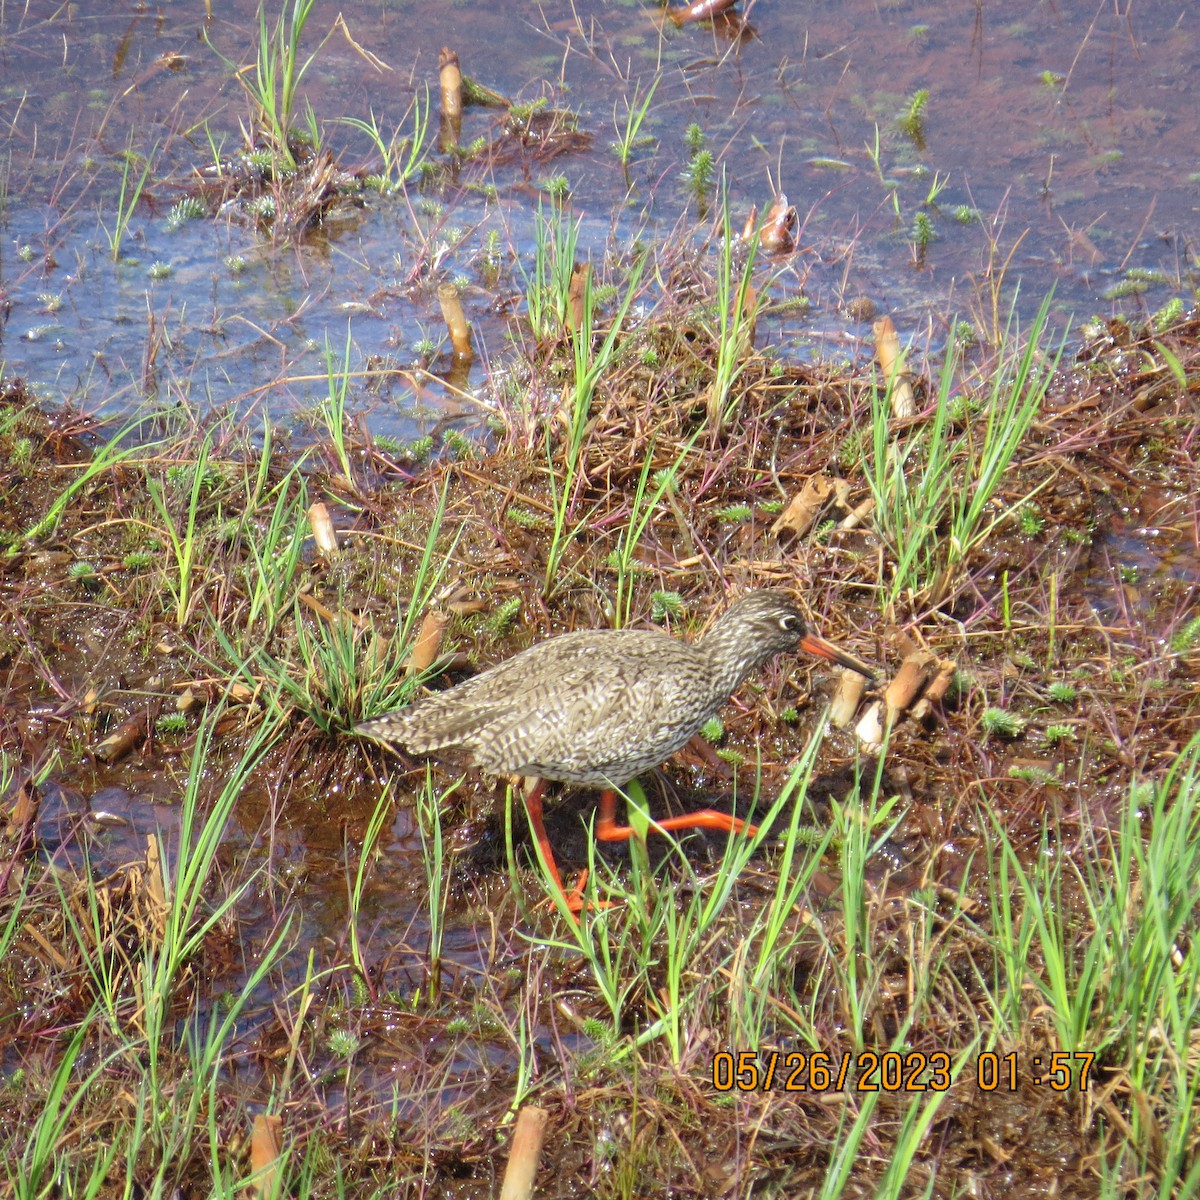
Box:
[475, 635, 707, 777]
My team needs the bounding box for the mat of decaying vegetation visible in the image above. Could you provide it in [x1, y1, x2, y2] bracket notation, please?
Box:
[1, 296, 1198, 1198]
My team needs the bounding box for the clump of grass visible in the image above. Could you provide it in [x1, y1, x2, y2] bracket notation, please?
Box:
[410, 335, 437, 362]
[370, 433, 404, 457]
[1169, 614, 1200, 652]
[1009, 762, 1059, 785]
[484, 595, 522, 636]
[442, 430, 474, 459]
[581, 1016, 615, 1045]
[1043, 723, 1076, 745]
[156, 712, 187, 735]
[611, 75, 659, 173]
[863, 292, 1062, 611]
[953, 320, 978, 351]
[684, 150, 715, 207]
[479, 228, 504, 284]
[166, 197, 205, 230]
[1018, 506, 1045, 536]
[715, 503, 752, 523]
[650, 591, 684, 622]
[982, 706, 1025, 738]
[838, 426, 866, 472]
[507, 96, 549, 125]
[326, 1028, 361, 1058]
[342, 87, 432, 192]
[681, 124, 714, 210]
[1047, 681, 1077, 704]
[604, 548, 650, 577]
[505, 505, 545, 529]
[209, 0, 322, 172]
[539, 174, 570, 201]
[405, 434, 439, 460]
[106, 137, 157, 261]
[1105, 278, 1149, 301]
[1152, 297, 1185, 332]
[701, 717, 724, 742]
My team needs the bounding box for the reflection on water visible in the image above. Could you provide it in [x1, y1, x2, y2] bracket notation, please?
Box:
[0, 0, 1193, 433]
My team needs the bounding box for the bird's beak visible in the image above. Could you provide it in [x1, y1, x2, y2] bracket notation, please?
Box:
[799, 633, 876, 682]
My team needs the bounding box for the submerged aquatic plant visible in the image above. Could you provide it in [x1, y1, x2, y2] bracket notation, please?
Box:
[898, 88, 930, 147]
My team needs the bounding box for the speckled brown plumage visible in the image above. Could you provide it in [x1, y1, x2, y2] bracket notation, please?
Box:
[357, 591, 866, 781]
[355, 589, 874, 913]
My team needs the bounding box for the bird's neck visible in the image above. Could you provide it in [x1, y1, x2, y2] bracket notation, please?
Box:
[698, 616, 763, 697]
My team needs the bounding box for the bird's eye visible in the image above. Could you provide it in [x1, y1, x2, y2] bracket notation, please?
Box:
[780, 615, 801, 632]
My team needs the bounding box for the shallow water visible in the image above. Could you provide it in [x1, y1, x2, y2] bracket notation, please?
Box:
[1, 0, 1193, 438]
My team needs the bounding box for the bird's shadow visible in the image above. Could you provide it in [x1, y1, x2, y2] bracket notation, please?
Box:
[456, 764, 914, 890]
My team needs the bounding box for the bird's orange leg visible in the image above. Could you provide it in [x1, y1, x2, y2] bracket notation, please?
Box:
[595, 789, 759, 842]
[522, 780, 589, 917]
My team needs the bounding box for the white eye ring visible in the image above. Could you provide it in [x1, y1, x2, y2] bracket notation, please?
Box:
[780, 614, 801, 632]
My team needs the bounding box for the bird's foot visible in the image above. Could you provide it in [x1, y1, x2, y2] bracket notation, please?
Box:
[546, 868, 615, 920]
